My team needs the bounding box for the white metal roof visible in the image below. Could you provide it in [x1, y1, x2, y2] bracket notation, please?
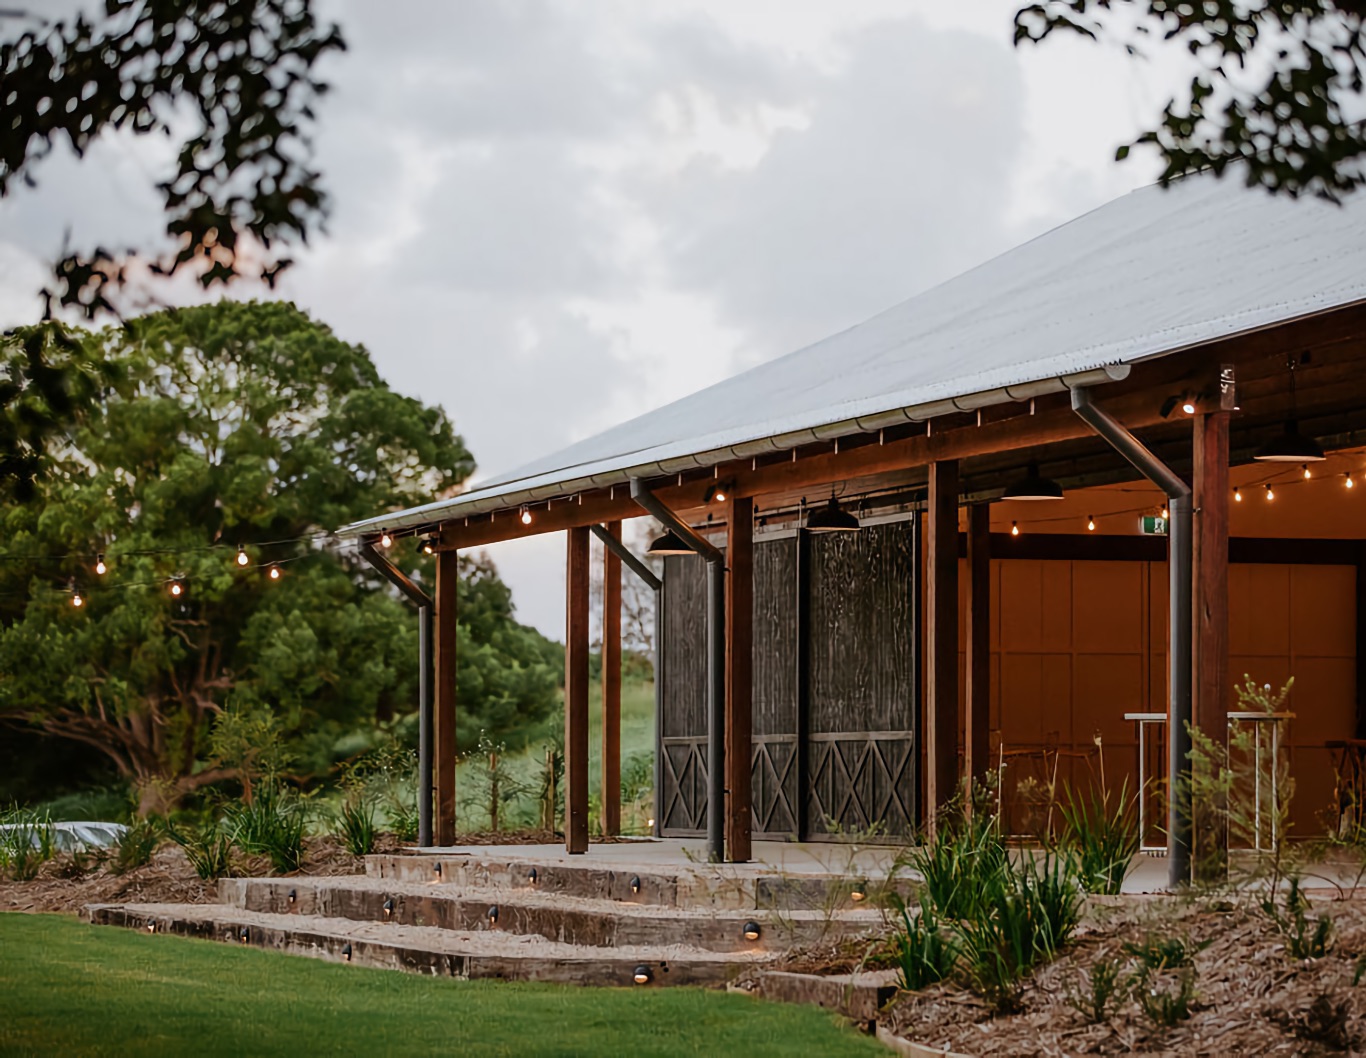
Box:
[344, 173, 1366, 535]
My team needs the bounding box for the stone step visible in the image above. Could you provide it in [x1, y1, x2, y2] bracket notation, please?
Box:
[365, 853, 898, 912]
[83, 902, 772, 987]
[219, 876, 885, 953]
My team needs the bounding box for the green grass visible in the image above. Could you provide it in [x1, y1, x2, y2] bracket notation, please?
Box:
[0, 915, 879, 1058]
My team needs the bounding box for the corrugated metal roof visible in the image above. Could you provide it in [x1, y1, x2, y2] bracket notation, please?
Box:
[343, 173, 1366, 535]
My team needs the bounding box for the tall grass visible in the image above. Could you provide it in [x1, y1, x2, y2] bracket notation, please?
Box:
[889, 893, 958, 991]
[336, 797, 377, 856]
[0, 806, 56, 881]
[225, 786, 306, 873]
[907, 811, 1011, 921]
[168, 820, 234, 880]
[1059, 779, 1139, 896]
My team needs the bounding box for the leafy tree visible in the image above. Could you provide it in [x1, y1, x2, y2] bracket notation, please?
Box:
[1014, 2, 1366, 199]
[0, 1, 344, 316]
[0, 301, 558, 813]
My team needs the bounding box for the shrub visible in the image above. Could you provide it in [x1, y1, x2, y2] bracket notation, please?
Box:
[1136, 967, 1197, 1026]
[169, 822, 233, 880]
[336, 797, 377, 857]
[0, 806, 56, 881]
[1060, 779, 1139, 895]
[889, 894, 959, 991]
[1263, 876, 1333, 959]
[909, 810, 1010, 921]
[1067, 954, 1126, 1023]
[114, 816, 162, 873]
[956, 849, 1083, 1011]
[226, 786, 306, 874]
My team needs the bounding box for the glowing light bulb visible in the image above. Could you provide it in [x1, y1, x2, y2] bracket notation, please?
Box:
[379, 530, 393, 549]
[1265, 484, 1274, 501]
[519, 508, 532, 526]
[268, 565, 281, 581]
[1011, 521, 1020, 537]
[1181, 400, 1196, 415]
[1348, 473, 1356, 490]
[1160, 505, 1169, 520]
[1086, 515, 1096, 532]
[1234, 487, 1243, 502]
[714, 488, 728, 503]
[169, 580, 183, 597]
[72, 591, 83, 607]
[421, 538, 435, 555]
[1303, 464, 1312, 480]
[236, 545, 249, 567]
[94, 553, 107, 576]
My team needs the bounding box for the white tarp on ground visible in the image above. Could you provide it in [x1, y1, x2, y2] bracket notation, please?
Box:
[0, 821, 127, 850]
[342, 171, 1366, 534]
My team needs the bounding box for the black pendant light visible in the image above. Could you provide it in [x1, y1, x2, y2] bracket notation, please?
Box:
[1002, 462, 1065, 501]
[1257, 353, 1325, 462]
[807, 496, 860, 532]
[646, 529, 695, 556]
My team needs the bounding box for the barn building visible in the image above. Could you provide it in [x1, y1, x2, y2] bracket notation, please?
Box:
[345, 174, 1366, 887]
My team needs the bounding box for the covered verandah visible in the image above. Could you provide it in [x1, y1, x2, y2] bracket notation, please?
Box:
[341, 175, 1366, 889]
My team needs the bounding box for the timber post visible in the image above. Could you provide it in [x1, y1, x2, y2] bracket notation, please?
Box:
[434, 550, 459, 847]
[725, 495, 754, 862]
[966, 502, 991, 808]
[601, 520, 623, 836]
[565, 526, 591, 853]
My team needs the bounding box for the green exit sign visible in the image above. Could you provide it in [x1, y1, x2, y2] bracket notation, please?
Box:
[1140, 516, 1168, 536]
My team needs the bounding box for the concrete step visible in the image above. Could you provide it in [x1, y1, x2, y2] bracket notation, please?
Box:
[365, 852, 897, 912]
[82, 902, 772, 987]
[219, 876, 885, 953]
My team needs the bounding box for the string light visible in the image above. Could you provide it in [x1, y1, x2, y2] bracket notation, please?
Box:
[1160, 504, 1169, 520]
[421, 537, 435, 555]
[1181, 399, 1196, 415]
[379, 529, 393, 549]
[94, 553, 107, 575]
[1234, 486, 1243, 502]
[169, 579, 184, 598]
[1010, 521, 1020, 536]
[1265, 484, 1275, 501]
[267, 565, 282, 581]
[519, 507, 532, 526]
[1348, 472, 1356, 490]
[1303, 464, 1313, 480]
[69, 578, 83, 608]
[1086, 515, 1096, 532]
[236, 544, 249, 567]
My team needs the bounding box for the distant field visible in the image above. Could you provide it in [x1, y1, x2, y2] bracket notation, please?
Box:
[0, 914, 881, 1058]
[454, 678, 655, 833]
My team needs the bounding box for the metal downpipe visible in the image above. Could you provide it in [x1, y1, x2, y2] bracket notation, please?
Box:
[361, 542, 435, 849]
[630, 479, 726, 863]
[1070, 387, 1193, 889]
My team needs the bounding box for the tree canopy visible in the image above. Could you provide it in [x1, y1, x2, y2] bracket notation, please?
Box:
[0, 1, 344, 316]
[0, 301, 560, 813]
[1015, 1, 1366, 199]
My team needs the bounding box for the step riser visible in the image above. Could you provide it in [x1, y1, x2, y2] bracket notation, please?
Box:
[220, 879, 857, 953]
[364, 855, 884, 912]
[84, 905, 735, 987]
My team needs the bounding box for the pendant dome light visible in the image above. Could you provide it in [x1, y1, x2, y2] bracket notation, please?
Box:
[1256, 353, 1325, 463]
[806, 496, 860, 533]
[646, 529, 695, 556]
[1002, 462, 1064, 501]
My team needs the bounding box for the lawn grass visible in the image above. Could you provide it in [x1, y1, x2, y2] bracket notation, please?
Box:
[0, 914, 881, 1058]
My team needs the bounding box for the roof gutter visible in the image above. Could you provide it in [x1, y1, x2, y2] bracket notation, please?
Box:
[340, 364, 1131, 536]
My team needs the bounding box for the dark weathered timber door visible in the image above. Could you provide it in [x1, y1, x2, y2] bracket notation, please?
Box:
[751, 536, 800, 837]
[658, 553, 709, 836]
[804, 522, 919, 839]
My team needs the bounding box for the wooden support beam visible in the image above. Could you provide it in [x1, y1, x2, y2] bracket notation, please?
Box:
[433, 550, 459, 847]
[565, 527, 591, 854]
[1192, 410, 1230, 881]
[965, 503, 991, 801]
[926, 460, 960, 835]
[601, 521, 623, 837]
[725, 496, 754, 863]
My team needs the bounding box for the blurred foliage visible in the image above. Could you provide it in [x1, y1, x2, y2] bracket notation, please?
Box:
[1015, 1, 1366, 199]
[0, 0, 345, 316]
[0, 300, 559, 813]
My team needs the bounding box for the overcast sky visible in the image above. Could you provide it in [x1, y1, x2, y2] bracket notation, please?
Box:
[0, 1, 1194, 637]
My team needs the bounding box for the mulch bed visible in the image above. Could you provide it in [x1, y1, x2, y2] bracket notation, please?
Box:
[882, 892, 1366, 1056]
[0, 829, 616, 915]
